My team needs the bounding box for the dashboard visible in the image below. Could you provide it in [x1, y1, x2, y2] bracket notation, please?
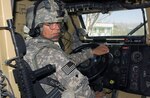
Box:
[77, 44, 150, 96]
[102, 44, 150, 96]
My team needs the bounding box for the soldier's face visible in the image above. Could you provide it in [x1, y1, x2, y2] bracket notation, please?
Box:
[42, 22, 61, 41]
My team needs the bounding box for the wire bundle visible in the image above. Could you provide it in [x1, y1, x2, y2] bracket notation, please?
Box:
[0, 70, 15, 98]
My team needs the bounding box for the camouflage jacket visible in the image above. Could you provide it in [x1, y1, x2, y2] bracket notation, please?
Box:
[24, 36, 95, 98]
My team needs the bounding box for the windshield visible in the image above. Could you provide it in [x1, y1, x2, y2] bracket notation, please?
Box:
[82, 9, 147, 37]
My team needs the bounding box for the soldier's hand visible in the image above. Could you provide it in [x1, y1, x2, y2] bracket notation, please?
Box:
[92, 44, 109, 56]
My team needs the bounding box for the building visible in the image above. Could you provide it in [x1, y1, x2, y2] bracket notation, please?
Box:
[88, 23, 114, 36]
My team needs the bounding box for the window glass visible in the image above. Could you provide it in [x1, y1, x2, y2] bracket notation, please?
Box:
[82, 9, 147, 37]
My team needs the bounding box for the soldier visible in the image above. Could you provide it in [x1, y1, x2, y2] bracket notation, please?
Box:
[25, 0, 109, 98]
[72, 28, 109, 98]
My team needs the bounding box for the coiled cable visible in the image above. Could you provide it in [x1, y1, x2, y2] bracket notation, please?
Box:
[0, 70, 15, 98]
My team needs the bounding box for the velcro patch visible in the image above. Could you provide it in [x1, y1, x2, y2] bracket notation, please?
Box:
[61, 61, 76, 75]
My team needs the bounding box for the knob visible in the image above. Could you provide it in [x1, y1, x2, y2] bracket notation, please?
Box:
[131, 51, 143, 63]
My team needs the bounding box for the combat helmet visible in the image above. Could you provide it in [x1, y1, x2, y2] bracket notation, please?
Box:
[26, 0, 67, 37]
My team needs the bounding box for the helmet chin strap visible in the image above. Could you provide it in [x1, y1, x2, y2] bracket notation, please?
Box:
[58, 32, 67, 50]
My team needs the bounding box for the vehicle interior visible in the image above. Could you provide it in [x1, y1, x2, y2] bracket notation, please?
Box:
[63, 0, 150, 97]
[1, 0, 150, 98]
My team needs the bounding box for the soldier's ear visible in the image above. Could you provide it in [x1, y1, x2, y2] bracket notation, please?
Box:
[29, 26, 41, 37]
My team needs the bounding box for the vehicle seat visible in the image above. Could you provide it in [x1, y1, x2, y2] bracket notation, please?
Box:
[13, 32, 60, 98]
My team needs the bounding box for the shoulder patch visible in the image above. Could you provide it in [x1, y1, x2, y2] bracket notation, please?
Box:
[61, 61, 76, 75]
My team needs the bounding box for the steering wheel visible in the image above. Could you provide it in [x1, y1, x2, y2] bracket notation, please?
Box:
[70, 43, 109, 82]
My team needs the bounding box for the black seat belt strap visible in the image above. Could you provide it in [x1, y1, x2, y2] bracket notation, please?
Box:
[45, 88, 61, 98]
[40, 77, 65, 91]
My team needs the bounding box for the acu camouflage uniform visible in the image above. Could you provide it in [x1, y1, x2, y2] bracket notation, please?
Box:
[24, 37, 95, 98]
[25, 0, 95, 97]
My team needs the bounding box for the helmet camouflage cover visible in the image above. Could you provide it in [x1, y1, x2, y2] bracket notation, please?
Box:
[26, 0, 67, 29]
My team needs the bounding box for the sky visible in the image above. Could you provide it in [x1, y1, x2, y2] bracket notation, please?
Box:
[98, 9, 144, 24]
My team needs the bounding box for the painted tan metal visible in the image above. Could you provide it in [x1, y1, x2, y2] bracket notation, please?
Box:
[62, 15, 81, 53]
[117, 91, 141, 98]
[146, 8, 150, 33]
[146, 8, 150, 45]
[14, 0, 34, 34]
[0, 0, 20, 97]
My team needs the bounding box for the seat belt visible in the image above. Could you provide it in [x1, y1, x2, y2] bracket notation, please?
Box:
[40, 77, 65, 91]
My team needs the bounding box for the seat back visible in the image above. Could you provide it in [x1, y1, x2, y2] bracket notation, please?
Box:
[13, 32, 60, 98]
[14, 32, 26, 57]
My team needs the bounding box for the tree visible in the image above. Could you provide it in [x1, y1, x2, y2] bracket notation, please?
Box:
[85, 13, 100, 35]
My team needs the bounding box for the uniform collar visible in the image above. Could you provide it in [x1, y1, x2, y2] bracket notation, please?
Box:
[34, 36, 55, 44]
